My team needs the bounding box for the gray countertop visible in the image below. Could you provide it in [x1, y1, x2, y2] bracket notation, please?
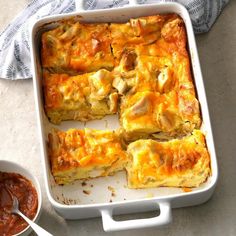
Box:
[0, 1, 236, 235]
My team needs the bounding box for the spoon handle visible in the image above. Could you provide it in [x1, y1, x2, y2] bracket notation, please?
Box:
[17, 210, 53, 236]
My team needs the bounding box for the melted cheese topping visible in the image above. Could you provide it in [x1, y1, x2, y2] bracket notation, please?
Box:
[43, 14, 210, 188]
[120, 90, 200, 140]
[49, 128, 210, 187]
[110, 15, 166, 60]
[41, 21, 114, 73]
[43, 14, 200, 133]
[43, 69, 117, 124]
[126, 130, 211, 188]
[48, 128, 128, 184]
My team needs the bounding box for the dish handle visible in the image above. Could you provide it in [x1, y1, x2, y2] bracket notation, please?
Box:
[100, 201, 172, 232]
[75, 0, 139, 12]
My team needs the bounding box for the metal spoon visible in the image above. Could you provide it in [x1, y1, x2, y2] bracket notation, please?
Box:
[11, 196, 53, 236]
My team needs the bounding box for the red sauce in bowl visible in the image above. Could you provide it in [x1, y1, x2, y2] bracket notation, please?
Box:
[0, 172, 38, 236]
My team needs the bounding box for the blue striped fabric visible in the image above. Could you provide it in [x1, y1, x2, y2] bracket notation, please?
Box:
[0, 0, 229, 79]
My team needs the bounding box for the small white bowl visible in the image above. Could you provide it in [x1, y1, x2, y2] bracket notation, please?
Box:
[0, 160, 42, 236]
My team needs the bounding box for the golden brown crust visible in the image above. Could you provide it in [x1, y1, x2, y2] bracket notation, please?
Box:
[126, 130, 211, 188]
[43, 69, 118, 124]
[48, 128, 210, 188]
[42, 14, 200, 134]
[120, 90, 200, 141]
[41, 21, 114, 74]
[48, 128, 128, 185]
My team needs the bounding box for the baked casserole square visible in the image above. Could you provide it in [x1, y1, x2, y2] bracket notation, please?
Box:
[43, 69, 118, 124]
[126, 130, 210, 188]
[41, 21, 114, 74]
[48, 128, 128, 185]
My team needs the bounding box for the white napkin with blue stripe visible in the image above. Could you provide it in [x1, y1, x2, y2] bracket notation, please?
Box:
[0, 0, 229, 80]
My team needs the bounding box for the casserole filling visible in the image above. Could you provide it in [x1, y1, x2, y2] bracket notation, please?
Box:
[48, 128, 128, 185]
[42, 14, 201, 138]
[126, 130, 211, 188]
[41, 22, 114, 74]
[120, 90, 200, 141]
[42, 14, 210, 189]
[43, 69, 118, 124]
[48, 128, 210, 188]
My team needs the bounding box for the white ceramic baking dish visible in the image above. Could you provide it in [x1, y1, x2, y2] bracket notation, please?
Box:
[31, 1, 218, 232]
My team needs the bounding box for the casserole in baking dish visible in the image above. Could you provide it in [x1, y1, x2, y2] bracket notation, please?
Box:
[31, 1, 218, 232]
[43, 12, 206, 186]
